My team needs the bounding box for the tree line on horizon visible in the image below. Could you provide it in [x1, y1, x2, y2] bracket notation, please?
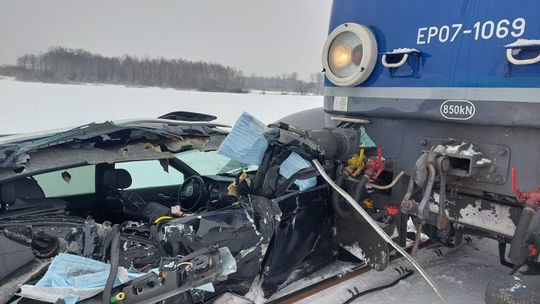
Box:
[0, 47, 323, 95]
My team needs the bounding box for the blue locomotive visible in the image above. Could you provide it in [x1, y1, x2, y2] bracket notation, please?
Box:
[287, 0, 540, 302]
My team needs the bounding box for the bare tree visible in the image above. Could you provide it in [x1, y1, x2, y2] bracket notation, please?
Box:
[6, 46, 320, 94]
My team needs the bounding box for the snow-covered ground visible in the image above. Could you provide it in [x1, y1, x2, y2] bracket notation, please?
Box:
[293, 237, 508, 304]
[0, 77, 510, 303]
[0, 77, 320, 134]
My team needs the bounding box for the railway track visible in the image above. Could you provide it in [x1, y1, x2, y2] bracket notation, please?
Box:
[269, 241, 436, 304]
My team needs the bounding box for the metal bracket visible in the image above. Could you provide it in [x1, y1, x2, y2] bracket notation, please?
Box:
[423, 139, 511, 185]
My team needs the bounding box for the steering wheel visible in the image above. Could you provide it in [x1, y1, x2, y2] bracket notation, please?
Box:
[178, 175, 206, 212]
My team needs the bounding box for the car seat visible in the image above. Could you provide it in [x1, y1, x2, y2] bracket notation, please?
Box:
[102, 169, 170, 222]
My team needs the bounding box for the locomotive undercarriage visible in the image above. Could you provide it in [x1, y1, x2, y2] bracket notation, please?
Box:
[326, 113, 540, 302]
[282, 105, 540, 302]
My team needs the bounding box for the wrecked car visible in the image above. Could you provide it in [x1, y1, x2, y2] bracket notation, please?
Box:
[0, 112, 345, 304]
[2, 109, 473, 304]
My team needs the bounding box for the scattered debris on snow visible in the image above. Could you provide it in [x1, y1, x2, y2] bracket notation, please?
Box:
[268, 261, 360, 301]
[244, 276, 267, 304]
[291, 237, 508, 304]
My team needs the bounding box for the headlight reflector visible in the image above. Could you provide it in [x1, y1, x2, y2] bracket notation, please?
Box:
[330, 44, 352, 69]
[323, 23, 378, 87]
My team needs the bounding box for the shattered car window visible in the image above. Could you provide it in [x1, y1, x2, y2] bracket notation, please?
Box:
[176, 150, 257, 176]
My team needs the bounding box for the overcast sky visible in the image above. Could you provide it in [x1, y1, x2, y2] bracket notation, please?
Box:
[0, 0, 332, 79]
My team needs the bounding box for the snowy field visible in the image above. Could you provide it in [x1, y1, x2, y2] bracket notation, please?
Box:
[0, 77, 509, 303]
[0, 77, 320, 134]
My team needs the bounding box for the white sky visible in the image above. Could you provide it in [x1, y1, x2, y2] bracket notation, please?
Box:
[0, 0, 333, 79]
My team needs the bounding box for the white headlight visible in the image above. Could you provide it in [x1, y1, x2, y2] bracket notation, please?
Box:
[323, 23, 378, 87]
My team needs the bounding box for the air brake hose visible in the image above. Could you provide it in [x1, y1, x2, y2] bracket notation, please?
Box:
[352, 175, 370, 202]
[331, 165, 353, 217]
[350, 175, 370, 222]
[102, 224, 120, 304]
[312, 159, 449, 304]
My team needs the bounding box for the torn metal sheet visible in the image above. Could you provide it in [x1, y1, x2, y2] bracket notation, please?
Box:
[260, 186, 336, 297]
[160, 194, 280, 298]
[164, 135, 226, 153]
[336, 214, 390, 271]
[0, 137, 223, 183]
[0, 119, 228, 171]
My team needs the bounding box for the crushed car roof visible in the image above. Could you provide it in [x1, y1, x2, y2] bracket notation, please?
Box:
[0, 115, 229, 181]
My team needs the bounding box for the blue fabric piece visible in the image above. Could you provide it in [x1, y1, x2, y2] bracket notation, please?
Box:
[217, 112, 268, 166]
[22, 254, 215, 304]
[36, 253, 125, 288]
[30, 253, 146, 304]
[279, 152, 317, 191]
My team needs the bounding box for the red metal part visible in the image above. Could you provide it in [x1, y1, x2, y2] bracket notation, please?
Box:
[529, 244, 539, 257]
[512, 168, 540, 208]
[384, 205, 400, 216]
[365, 147, 385, 180]
[512, 167, 521, 194]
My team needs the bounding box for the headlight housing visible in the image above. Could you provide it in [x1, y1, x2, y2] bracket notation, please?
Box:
[322, 23, 378, 87]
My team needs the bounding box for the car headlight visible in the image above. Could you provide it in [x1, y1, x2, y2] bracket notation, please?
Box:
[323, 23, 378, 87]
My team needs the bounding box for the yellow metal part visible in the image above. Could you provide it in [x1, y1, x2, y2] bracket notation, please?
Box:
[227, 182, 238, 197]
[363, 198, 374, 209]
[154, 216, 173, 223]
[227, 171, 251, 198]
[344, 149, 365, 177]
